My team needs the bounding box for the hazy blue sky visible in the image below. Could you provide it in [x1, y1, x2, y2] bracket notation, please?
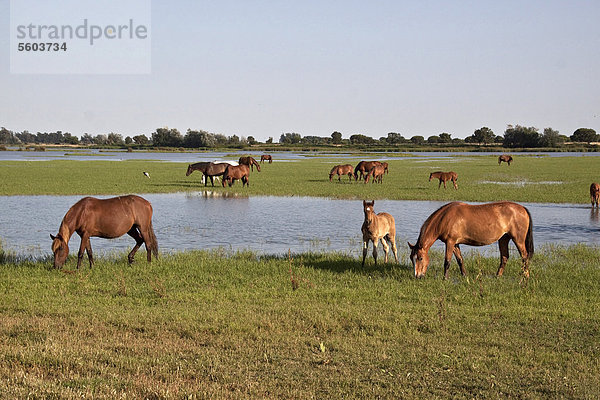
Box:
[1, 0, 599, 141]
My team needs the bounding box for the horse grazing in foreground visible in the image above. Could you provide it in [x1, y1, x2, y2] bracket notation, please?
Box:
[329, 164, 354, 182]
[260, 155, 273, 163]
[223, 164, 250, 187]
[50, 195, 158, 269]
[238, 156, 261, 172]
[590, 183, 600, 207]
[361, 200, 398, 267]
[365, 165, 386, 184]
[354, 161, 383, 180]
[498, 155, 513, 165]
[429, 171, 458, 189]
[408, 201, 533, 279]
[186, 162, 230, 186]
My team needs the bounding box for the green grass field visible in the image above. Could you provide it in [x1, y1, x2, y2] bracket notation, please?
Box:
[0, 154, 597, 203]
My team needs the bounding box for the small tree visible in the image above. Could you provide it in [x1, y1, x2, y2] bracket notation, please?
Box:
[410, 135, 425, 145]
[540, 127, 565, 147]
[503, 125, 540, 148]
[331, 131, 342, 144]
[570, 128, 598, 143]
[466, 127, 495, 144]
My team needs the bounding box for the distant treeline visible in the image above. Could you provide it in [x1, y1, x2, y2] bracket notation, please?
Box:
[0, 125, 597, 149]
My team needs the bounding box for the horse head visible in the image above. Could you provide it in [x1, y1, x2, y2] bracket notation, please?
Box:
[363, 200, 376, 221]
[186, 164, 193, 176]
[50, 233, 69, 268]
[428, 173, 433, 181]
[408, 242, 429, 278]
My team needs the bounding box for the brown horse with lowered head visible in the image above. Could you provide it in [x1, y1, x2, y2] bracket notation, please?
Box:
[590, 183, 600, 207]
[361, 200, 398, 267]
[498, 155, 513, 165]
[354, 161, 384, 180]
[239, 156, 261, 172]
[365, 164, 386, 184]
[429, 171, 458, 189]
[409, 201, 533, 279]
[223, 164, 250, 187]
[51, 195, 158, 269]
[260, 155, 273, 163]
[186, 162, 230, 186]
[329, 164, 354, 182]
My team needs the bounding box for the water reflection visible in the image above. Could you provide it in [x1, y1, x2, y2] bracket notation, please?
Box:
[0, 194, 599, 259]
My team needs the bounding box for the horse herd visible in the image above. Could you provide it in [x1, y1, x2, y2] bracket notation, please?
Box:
[185, 155, 271, 187]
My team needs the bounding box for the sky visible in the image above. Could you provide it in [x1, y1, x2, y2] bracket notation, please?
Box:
[1, 0, 599, 142]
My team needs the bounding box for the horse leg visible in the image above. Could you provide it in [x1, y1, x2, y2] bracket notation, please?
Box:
[127, 227, 144, 264]
[380, 237, 390, 263]
[361, 239, 369, 267]
[513, 238, 530, 278]
[496, 235, 510, 276]
[453, 245, 466, 276]
[77, 234, 89, 269]
[85, 240, 94, 269]
[438, 180, 442, 189]
[386, 234, 399, 263]
[210, 176, 214, 186]
[372, 239, 379, 265]
[453, 179, 458, 189]
[443, 242, 454, 279]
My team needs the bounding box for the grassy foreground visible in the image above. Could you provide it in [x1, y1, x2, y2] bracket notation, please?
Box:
[0, 246, 598, 399]
[0, 154, 598, 202]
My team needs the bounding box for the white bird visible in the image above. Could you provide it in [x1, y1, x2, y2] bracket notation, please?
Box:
[143, 171, 150, 178]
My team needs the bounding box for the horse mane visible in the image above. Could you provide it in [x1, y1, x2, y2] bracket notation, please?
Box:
[415, 202, 457, 249]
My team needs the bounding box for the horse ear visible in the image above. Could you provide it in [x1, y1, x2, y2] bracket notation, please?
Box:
[408, 241, 415, 250]
[363, 200, 367, 206]
[50, 234, 56, 240]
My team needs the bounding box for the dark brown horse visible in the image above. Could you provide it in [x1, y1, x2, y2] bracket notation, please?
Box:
[329, 164, 354, 182]
[408, 201, 533, 279]
[365, 165, 386, 184]
[223, 164, 250, 187]
[239, 156, 261, 172]
[354, 161, 383, 180]
[260, 155, 273, 163]
[50, 195, 158, 269]
[186, 162, 230, 186]
[429, 171, 458, 189]
[591, 183, 600, 207]
[498, 155, 513, 165]
[361, 201, 398, 267]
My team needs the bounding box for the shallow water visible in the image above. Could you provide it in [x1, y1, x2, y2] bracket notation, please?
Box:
[0, 193, 597, 260]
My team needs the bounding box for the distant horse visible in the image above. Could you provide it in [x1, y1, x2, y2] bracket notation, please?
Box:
[186, 162, 230, 186]
[408, 201, 533, 279]
[223, 164, 250, 187]
[429, 171, 458, 189]
[381, 162, 389, 174]
[365, 164, 386, 184]
[329, 164, 354, 182]
[260, 155, 273, 163]
[50, 195, 158, 269]
[354, 161, 382, 180]
[239, 156, 261, 172]
[498, 155, 513, 165]
[361, 200, 398, 267]
[591, 183, 600, 207]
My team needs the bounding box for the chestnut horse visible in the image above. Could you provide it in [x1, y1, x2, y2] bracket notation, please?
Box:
[186, 162, 230, 186]
[260, 155, 273, 163]
[408, 201, 533, 279]
[50, 195, 158, 269]
[238, 156, 261, 172]
[498, 155, 513, 165]
[329, 164, 354, 182]
[223, 164, 250, 187]
[429, 171, 458, 189]
[365, 165, 386, 184]
[354, 161, 383, 180]
[590, 183, 600, 207]
[361, 200, 398, 267]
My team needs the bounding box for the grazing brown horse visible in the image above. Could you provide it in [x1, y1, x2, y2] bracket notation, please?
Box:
[498, 155, 513, 165]
[223, 164, 250, 187]
[354, 161, 383, 180]
[361, 200, 398, 267]
[408, 201, 533, 279]
[429, 171, 458, 189]
[590, 183, 600, 207]
[260, 155, 273, 163]
[329, 164, 354, 182]
[186, 162, 229, 186]
[365, 165, 386, 184]
[50, 195, 158, 269]
[238, 156, 261, 172]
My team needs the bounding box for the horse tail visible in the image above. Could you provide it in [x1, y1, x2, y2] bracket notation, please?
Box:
[524, 207, 534, 259]
[146, 220, 159, 259]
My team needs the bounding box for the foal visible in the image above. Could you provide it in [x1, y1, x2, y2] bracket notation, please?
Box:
[361, 200, 398, 267]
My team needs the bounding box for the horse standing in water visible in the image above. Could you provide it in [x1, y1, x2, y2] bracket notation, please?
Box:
[329, 164, 354, 182]
[260, 155, 273, 163]
[361, 200, 398, 267]
[429, 171, 458, 189]
[498, 155, 513, 165]
[408, 201, 533, 279]
[50, 195, 158, 269]
[354, 161, 383, 180]
[238, 156, 261, 172]
[186, 162, 230, 186]
[365, 165, 386, 184]
[223, 164, 250, 187]
[590, 183, 600, 207]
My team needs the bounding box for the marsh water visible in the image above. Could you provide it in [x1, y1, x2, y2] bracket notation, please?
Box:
[0, 193, 597, 260]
